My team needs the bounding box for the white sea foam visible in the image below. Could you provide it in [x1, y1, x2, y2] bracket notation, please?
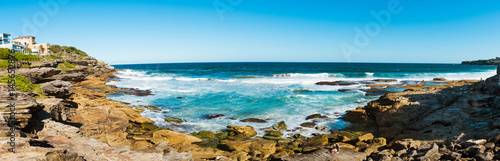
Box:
[107, 68, 497, 137]
[273, 73, 333, 78]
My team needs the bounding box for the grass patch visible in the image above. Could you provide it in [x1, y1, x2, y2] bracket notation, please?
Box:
[1, 75, 46, 98]
[41, 55, 63, 61]
[0, 59, 9, 68]
[56, 62, 76, 72]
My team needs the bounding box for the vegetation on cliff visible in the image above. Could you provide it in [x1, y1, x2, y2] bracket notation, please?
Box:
[0, 48, 39, 61]
[0, 74, 45, 98]
[49, 45, 88, 56]
[56, 62, 77, 72]
[462, 57, 500, 65]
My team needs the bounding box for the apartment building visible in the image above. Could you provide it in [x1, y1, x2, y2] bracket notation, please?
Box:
[0, 33, 25, 53]
[1, 33, 11, 45]
[14, 36, 36, 46]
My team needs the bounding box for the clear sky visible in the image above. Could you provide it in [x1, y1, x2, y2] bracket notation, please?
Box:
[1, 0, 500, 64]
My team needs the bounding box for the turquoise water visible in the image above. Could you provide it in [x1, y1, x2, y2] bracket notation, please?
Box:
[108, 63, 496, 136]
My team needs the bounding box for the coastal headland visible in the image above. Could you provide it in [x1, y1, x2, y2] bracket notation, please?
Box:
[1, 52, 500, 160]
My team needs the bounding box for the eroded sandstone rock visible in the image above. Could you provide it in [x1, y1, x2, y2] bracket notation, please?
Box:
[226, 125, 257, 139]
[18, 67, 61, 83]
[153, 130, 202, 144]
[41, 80, 72, 98]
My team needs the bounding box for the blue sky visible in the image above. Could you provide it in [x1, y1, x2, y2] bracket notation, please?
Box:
[1, 0, 500, 64]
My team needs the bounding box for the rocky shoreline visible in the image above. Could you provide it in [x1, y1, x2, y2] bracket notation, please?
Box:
[1, 56, 500, 160]
[342, 67, 500, 161]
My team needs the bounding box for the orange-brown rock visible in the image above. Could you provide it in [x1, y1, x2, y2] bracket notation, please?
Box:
[153, 130, 202, 144]
[226, 125, 257, 139]
[224, 139, 276, 159]
[70, 106, 130, 146]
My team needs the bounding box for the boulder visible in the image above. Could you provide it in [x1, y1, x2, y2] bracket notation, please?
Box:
[134, 116, 154, 124]
[306, 114, 321, 120]
[240, 118, 266, 123]
[224, 139, 276, 159]
[300, 122, 316, 128]
[272, 121, 287, 131]
[205, 114, 224, 119]
[463, 139, 487, 147]
[193, 131, 216, 139]
[474, 151, 494, 161]
[484, 142, 495, 149]
[391, 139, 421, 151]
[263, 130, 283, 140]
[153, 130, 202, 144]
[51, 73, 85, 82]
[71, 106, 130, 146]
[416, 143, 442, 161]
[372, 79, 398, 82]
[41, 80, 72, 98]
[343, 108, 368, 123]
[132, 141, 153, 150]
[74, 66, 88, 71]
[302, 135, 329, 152]
[18, 67, 61, 83]
[315, 81, 359, 86]
[150, 136, 169, 145]
[38, 97, 77, 122]
[464, 145, 486, 157]
[356, 133, 374, 143]
[442, 152, 462, 161]
[226, 125, 257, 139]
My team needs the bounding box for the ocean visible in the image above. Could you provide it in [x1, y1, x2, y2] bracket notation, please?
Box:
[108, 63, 496, 137]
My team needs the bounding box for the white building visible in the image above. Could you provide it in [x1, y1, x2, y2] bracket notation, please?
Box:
[0, 33, 26, 53]
[1, 33, 11, 45]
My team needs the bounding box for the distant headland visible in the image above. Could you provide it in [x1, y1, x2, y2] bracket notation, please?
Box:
[462, 57, 500, 65]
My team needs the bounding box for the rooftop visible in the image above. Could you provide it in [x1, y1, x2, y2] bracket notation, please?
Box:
[14, 35, 35, 39]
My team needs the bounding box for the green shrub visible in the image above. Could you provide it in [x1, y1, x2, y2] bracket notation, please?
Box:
[13, 52, 39, 61]
[63, 46, 78, 53]
[49, 45, 63, 53]
[77, 49, 88, 56]
[0, 48, 11, 59]
[0, 59, 9, 68]
[40, 54, 63, 62]
[56, 62, 76, 72]
[0, 75, 45, 98]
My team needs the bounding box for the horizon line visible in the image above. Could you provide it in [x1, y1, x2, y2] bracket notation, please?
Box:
[110, 61, 463, 66]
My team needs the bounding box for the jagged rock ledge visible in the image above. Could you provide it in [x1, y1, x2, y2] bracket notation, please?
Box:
[341, 68, 500, 160]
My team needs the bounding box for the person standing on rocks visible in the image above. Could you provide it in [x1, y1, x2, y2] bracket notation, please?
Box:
[329, 144, 340, 154]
